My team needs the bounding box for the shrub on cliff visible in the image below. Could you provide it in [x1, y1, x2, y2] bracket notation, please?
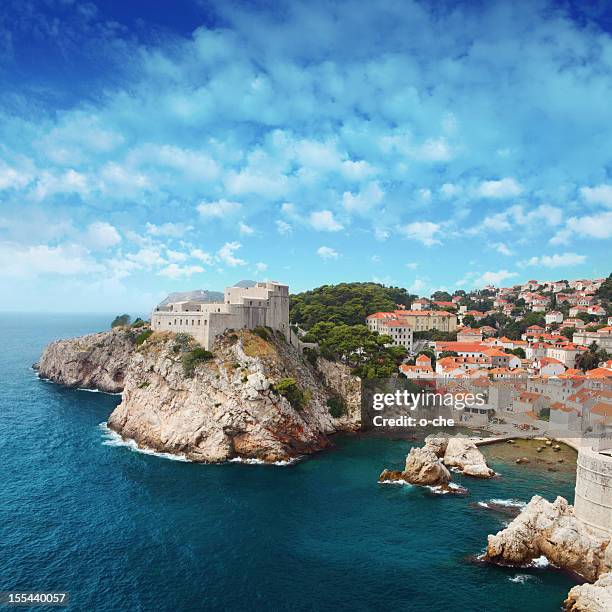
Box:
[182, 347, 214, 377]
[135, 329, 153, 346]
[253, 326, 270, 340]
[272, 377, 306, 409]
[111, 314, 131, 328]
[327, 395, 345, 418]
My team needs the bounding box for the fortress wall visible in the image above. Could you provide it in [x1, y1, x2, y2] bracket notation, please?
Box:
[574, 446, 612, 536]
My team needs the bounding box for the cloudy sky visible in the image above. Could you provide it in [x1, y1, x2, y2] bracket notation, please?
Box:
[1, 0, 611, 312]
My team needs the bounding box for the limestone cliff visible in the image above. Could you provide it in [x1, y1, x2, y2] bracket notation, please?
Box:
[35, 328, 135, 393]
[485, 495, 612, 582]
[315, 357, 361, 429]
[37, 328, 359, 462]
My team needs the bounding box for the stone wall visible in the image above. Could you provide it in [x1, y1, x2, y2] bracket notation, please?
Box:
[575, 446, 612, 536]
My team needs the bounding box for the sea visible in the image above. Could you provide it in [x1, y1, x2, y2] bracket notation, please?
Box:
[0, 313, 579, 611]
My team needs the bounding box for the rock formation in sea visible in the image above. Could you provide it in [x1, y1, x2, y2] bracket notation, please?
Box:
[441, 437, 496, 478]
[35, 329, 135, 393]
[37, 328, 360, 463]
[485, 495, 612, 583]
[564, 572, 612, 611]
[378, 434, 494, 487]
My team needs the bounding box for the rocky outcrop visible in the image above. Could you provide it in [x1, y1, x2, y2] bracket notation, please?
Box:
[35, 328, 135, 393]
[105, 329, 358, 463]
[379, 446, 451, 486]
[378, 433, 493, 488]
[403, 446, 452, 485]
[442, 437, 496, 478]
[564, 573, 612, 611]
[37, 328, 360, 463]
[485, 495, 612, 582]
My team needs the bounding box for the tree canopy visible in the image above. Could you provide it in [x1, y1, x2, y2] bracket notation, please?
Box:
[290, 282, 415, 329]
[303, 321, 406, 378]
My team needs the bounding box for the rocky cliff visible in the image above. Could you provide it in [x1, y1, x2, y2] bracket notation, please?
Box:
[35, 329, 135, 393]
[38, 328, 360, 462]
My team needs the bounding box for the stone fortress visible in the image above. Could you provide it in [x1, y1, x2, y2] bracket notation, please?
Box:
[151, 281, 289, 350]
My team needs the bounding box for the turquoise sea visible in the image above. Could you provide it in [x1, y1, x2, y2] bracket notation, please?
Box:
[0, 314, 579, 611]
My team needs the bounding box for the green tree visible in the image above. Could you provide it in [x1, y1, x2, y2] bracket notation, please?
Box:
[576, 342, 609, 372]
[111, 314, 131, 328]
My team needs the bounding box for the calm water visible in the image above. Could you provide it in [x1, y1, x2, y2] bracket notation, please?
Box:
[0, 314, 578, 611]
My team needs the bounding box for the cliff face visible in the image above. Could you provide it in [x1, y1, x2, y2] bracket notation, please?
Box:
[315, 357, 361, 429]
[107, 330, 354, 462]
[35, 329, 135, 393]
[36, 327, 361, 462]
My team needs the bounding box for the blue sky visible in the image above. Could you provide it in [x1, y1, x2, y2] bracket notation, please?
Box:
[1, 0, 611, 312]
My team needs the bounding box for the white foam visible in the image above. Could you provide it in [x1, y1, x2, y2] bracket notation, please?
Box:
[78, 387, 122, 396]
[379, 479, 413, 486]
[530, 555, 550, 568]
[98, 422, 191, 462]
[228, 456, 298, 467]
[508, 574, 532, 583]
[488, 498, 527, 509]
[425, 485, 450, 495]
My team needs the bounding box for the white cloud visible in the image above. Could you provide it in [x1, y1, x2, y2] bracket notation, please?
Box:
[146, 222, 192, 237]
[408, 278, 427, 293]
[551, 211, 612, 243]
[342, 181, 384, 213]
[0, 163, 32, 191]
[166, 249, 188, 262]
[580, 184, 612, 207]
[158, 263, 204, 278]
[310, 210, 344, 232]
[316, 246, 339, 260]
[476, 177, 523, 199]
[239, 222, 255, 235]
[127, 247, 165, 268]
[218, 241, 246, 266]
[400, 221, 441, 246]
[191, 248, 214, 264]
[405, 262, 418, 269]
[197, 199, 242, 218]
[276, 219, 292, 235]
[255, 262, 268, 271]
[523, 252, 586, 268]
[0, 242, 101, 277]
[493, 242, 513, 256]
[474, 270, 518, 287]
[440, 183, 461, 198]
[374, 227, 390, 241]
[84, 221, 121, 250]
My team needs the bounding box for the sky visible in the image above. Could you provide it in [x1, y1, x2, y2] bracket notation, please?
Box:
[1, 0, 611, 312]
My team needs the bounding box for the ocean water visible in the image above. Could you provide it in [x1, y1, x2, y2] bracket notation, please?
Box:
[0, 314, 578, 612]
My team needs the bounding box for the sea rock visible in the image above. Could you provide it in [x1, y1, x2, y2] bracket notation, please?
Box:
[402, 446, 451, 486]
[439, 437, 495, 478]
[485, 495, 612, 582]
[34, 328, 135, 393]
[564, 572, 612, 611]
[424, 435, 449, 457]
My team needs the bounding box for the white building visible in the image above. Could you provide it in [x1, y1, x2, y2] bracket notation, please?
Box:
[151, 281, 290, 349]
[545, 311, 564, 325]
[378, 319, 414, 352]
